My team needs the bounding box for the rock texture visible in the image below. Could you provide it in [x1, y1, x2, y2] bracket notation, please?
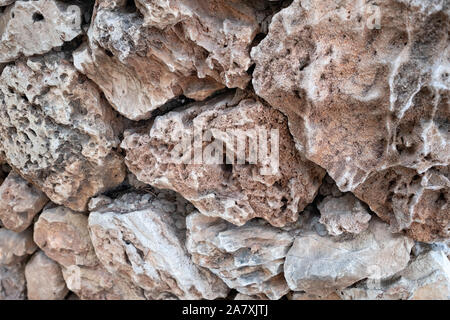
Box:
[341, 248, 450, 300]
[0, 0, 448, 301]
[0, 53, 126, 211]
[73, 0, 279, 120]
[0, 228, 37, 265]
[186, 212, 293, 299]
[0, 0, 84, 63]
[25, 250, 68, 300]
[122, 92, 325, 227]
[284, 218, 414, 295]
[33, 205, 143, 299]
[0, 171, 48, 232]
[88, 191, 229, 300]
[0, 262, 26, 300]
[251, 0, 449, 242]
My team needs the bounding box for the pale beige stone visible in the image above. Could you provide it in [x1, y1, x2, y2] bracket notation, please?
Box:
[0, 52, 126, 211]
[340, 249, 450, 300]
[0, 227, 36, 265]
[25, 250, 68, 300]
[88, 191, 229, 300]
[186, 212, 292, 300]
[33, 206, 97, 268]
[251, 0, 450, 242]
[318, 193, 372, 236]
[0, 262, 26, 300]
[0, 171, 48, 232]
[284, 218, 414, 295]
[0, 0, 83, 63]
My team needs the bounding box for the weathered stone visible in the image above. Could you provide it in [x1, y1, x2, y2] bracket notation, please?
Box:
[122, 92, 325, 227]
[62, 264, 145, 300]
[0, 227, 36, 265]
[88, 191, 229, 300]
[0, 0, 83, 63]
[0, 171, 48, 232]
[318, 193, 372, 236]
[186, 212, 292, 299]
[33, 204, 144, 300]
[0, 262, 25, 300]
[284, 218, 414, 295]
[340, 249, 450, 300]
[25, 250, 68, 300]
[251, 0, 449, 242]
[73, 0, 278, 120]
[0, 53, 126, 211]
[34, 206, 97, 267]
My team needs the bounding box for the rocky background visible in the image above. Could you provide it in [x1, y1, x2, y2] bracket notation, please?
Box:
[0, 0, 449, 300]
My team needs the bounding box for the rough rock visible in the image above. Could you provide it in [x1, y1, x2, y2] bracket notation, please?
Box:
[284, 218, 414, 295]
[88, 191, 229, 300]
[0, 52, 126, 211]
[122, 92, 325, 227]
[62, 263, 145, 300]
[25, 250, 68, 300]
[251, 0, 449, 242]
[0, 171, 48, 232]
[234, 293, 266, 300]
[73, 0, 279, 120]
[318, 193, 372, 236]
[33, 204, 144, 300]
[33, 206, 98, 267]
[186, 212, 292, 299]
[0, 262, 26, 300]
[340, 249, 450, 300]
[0, 0, 83, 63]
[0, 227, 36, 265]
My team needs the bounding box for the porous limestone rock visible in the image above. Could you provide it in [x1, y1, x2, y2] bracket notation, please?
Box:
[0, 0, 83, 63]
[186, 212, 292, 300]
[88, 191, 229, 300]
[340, 249, 450, 300]
[121, 92, 325, 227]
[0, 171, 48, 232]
[0, 262, 26, 300]
[0, 52, 126, 211]
[0, 227, 36, 265]
[33, 204, 144, 300]
[251, 0, 449, 242]
[318, 193, 372, 236]
[73, 0, 279, 120]
[284, 218, 414, 295]
[25, 250, 68, 300]
[33, 206, 98, 267]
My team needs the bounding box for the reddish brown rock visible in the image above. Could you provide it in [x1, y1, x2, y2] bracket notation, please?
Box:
[33, 205, 145, 300]
[121, 92, 325, 227]
[0, 172, 48, 232]
[88, 191, 229, 300]
[73, 0, 279, 120]
[251, 0, 449, 241]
